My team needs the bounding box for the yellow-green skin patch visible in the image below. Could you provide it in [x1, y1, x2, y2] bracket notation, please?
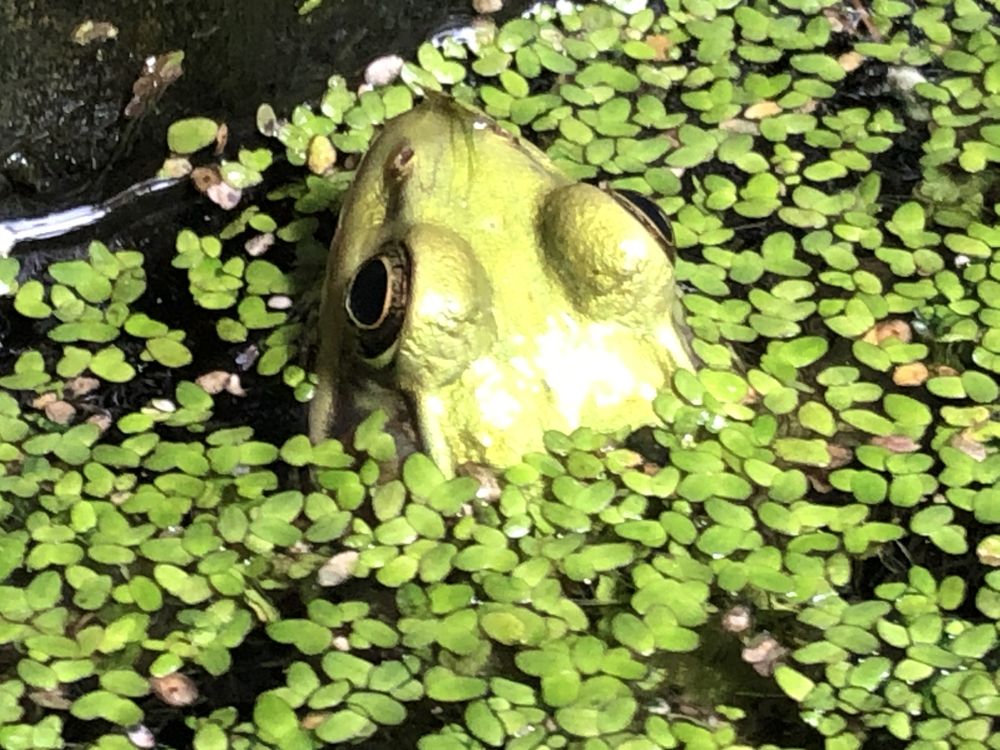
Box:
[311, 95, 695, 473]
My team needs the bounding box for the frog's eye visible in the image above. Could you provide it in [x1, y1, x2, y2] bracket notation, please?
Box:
[345, 242, 410, 360]
[611, 189, 675, 261]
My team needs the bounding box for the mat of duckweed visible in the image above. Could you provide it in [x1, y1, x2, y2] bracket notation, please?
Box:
[1, 0, 999, 748]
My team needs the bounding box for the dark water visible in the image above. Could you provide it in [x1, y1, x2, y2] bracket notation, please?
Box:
[0, 0, 538, 473]
[0, 0, 534, 216]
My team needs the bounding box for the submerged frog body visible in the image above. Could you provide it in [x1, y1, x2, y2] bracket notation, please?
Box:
[311, 95, 695, 474]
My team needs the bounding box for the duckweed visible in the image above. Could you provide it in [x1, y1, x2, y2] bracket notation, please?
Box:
[1, 0, 999, 748]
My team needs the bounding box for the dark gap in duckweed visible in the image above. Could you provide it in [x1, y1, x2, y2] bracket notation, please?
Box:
[181, 634, 300, 712]
[736, 49, 805, 79]
[850, 516, 985, 604]
[830, 60, 900, 103]
[625, 425, 670, 465]
[127, 193, 311, 441]
[58, 680, 119, 745]
[860, 730, 911, 750]
[701, 618, 824, 749]
[214, 381, 309, 445]
[808, 98, 920, 199]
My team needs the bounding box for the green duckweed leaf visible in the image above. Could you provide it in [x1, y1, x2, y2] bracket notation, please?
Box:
[774, 665, 815, 702]
[267, 619, 331, 655]
[89, 347, 136, 383]
[464, 699, 504, 746]
[71, 690, 142, 725]
[167, 117, 220, 154]
[314, 709, 375, 743]
[145, 337, 193, 368]
[424, 667, 487, 701]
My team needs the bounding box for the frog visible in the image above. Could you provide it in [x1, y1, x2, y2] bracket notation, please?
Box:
[310, 94, 696, 475]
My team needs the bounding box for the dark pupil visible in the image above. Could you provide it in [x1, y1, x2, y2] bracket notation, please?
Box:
[348, 257, 388, 327]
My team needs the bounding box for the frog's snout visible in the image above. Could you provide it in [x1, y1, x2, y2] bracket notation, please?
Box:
[344, 241, 410, 360]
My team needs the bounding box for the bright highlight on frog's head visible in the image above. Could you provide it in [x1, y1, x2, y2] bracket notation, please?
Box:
[311, 95, 695, 475]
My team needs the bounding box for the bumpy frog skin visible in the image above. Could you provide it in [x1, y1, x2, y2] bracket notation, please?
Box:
[311, 95, 695, 474]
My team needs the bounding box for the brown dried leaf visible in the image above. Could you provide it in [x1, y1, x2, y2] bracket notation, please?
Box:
[149, 672, 198, 706]
[224, 374, 247, 397]
[807, 473, 832, 493]
[741, 633, 787, 677]
[196, 371, 231, 395]
[644, 34, 671, 61]
[125, 51, 185, 118]
[32, 392, 57, 409]
[826, 443, 854, 468]
[951, 432, 987, 462]
[473, 0, 503, 14]
[862, 319, 911, 345]
[65, 376, 101, 397]
[301, 712, 329, 731]
[797, 98, 819, 114]
[87, 412, 113, 433]
[893, 362, 929, 386]
[191, 166, 221, 193]
[722, 605, 752, 635]
[838, 51, 865, 72]
[823, 7, 847, 33]
[214, 123, 229, 155]
[870, 435, 921, 453]
[45, 400, 77, 424]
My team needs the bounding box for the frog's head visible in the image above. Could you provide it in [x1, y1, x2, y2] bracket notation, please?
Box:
[311, 95, 695, 474]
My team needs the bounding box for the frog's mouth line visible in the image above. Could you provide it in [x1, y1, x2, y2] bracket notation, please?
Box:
[344, 241, 411, 361]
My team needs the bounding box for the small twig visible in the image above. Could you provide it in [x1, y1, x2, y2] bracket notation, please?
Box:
[850, 0, 883, 41]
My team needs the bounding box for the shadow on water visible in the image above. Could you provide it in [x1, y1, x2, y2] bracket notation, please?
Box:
[0, 0, 535, 215]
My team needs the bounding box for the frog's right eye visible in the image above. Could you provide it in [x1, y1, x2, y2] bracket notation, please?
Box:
[610, 188, 675, 262]
[345, 242, 410, 360]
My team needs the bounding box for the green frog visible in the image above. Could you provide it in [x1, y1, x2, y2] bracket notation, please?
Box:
[310, 95, 695, 474]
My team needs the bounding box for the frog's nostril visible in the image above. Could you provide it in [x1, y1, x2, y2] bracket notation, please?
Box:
[394, 146, 414, 169]
[345, 243, 410, 360]
[386, 145, 415, 181]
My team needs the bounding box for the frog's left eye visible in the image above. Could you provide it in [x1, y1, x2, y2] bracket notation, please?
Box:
[611, 189, 675, 261]
[345, 242, 410, 360]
